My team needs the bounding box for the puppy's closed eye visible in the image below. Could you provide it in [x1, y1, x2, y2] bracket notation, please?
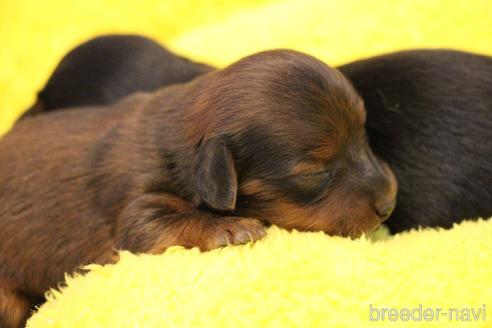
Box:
[265, 171, 334, 204]
[291, 171, 333, 187]
[289, 170, 333, 194]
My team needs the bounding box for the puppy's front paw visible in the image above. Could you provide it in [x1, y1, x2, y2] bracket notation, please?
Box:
[204, 217, 266, 251]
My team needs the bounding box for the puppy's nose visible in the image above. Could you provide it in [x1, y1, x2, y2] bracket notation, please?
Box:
[375, 200, 395, 221]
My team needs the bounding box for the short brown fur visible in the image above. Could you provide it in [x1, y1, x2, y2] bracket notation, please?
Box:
[0, 49, 396, 327]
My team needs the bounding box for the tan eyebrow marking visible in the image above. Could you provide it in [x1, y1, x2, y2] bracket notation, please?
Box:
[309, 137, 338, 162]
[291, 161, 326, 175]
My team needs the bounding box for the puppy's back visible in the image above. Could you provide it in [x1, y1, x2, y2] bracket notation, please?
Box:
[21, 35, 213, 118]
[0, 93, 150, 292]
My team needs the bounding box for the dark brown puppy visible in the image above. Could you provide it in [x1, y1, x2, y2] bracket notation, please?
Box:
[20, 34, 213, 120]
[338, 50, 492, 232]
[23, 35, 491, 234]
[29, 35, 491, 234]
[0, 49, 396, 327]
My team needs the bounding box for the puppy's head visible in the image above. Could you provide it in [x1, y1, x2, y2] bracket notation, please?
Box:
[191, 50, 397, 238]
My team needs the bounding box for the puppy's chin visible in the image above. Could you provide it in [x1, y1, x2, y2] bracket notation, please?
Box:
[336, 219, 383, 239]
[242, 200, 382, 239]
[295, 217, 382, 239]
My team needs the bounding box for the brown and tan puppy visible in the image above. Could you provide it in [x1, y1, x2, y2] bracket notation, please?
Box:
[0, 49, 396, 327]
[28, 36, 491, 235]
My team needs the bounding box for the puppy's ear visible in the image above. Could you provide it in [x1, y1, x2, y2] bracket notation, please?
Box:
[194, 136, 238, 211]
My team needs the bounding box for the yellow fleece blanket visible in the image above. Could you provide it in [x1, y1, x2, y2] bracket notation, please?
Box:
[0, 0, 490, 327]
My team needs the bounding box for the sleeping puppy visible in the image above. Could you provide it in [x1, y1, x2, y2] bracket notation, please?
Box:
[0, 49, 396, 327]
[19, 34, 213, 120]
[27, 38, 492, 234]
[338, 50, 492, 232]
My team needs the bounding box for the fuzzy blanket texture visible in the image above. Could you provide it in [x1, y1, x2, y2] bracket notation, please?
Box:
[0, 0, 491, 327]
